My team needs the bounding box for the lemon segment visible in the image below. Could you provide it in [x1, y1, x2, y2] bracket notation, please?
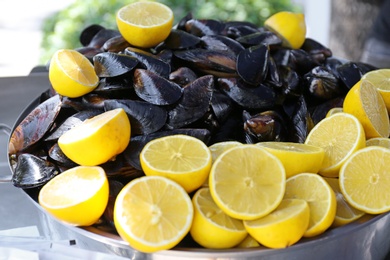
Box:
[343, 80, 390, 139]
[304, 112, 366, 177]
[190, 188, 247, 249]
[323, 177, 365, 227]
[209, 145, 286, 220]
[113, 176, 193, 253]
[116, 1, 174, 48]
[244, 199, 310, 249]
[284, 173, 336, 237]
[49, 49, 99, 98]
[140, 134, 212, 193]
[366, 137, 390, 149]
[339, 146, 390, 214]
[256, 142, 325, 178]
[58, 108, 131, 166]
[38, 166, 109, 226]
[361, 68, 390, 113]
[264, 11, 306, 49]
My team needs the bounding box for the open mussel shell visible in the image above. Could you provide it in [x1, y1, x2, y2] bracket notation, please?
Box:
[104, 99, 167, 135]
[166, 75, 214, 129]
[236, 44, 269, 85]
[93, 52, 138, 78]
[8, 95, 62, 155]
[123, 128, 211, 170]
[133, 69, 183, 105]
[12, 153, 59, 189]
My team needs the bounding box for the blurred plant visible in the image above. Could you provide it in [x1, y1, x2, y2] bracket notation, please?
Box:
[40, 0, 300, 64]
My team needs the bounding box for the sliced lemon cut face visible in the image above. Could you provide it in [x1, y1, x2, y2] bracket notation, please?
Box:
[284, 173, 336, 237]
[361, 68, 390, 113]
[190, 187, 247, 249]
[49, 49, 99, 98]
[38, 166, 109, 226]
[209, 144, 286, 220]
[140, 134, 212, 193]
[304, 112, 366, 177]
[366, 137, 390, 149]
[339, 146, 390, 214]
[113, 176, 193, 253]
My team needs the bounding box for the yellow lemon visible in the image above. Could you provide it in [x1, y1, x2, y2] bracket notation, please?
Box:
[339, 146, 390, 214]
[244, 199, 309, 249]
[323, 177, 365, 227]
[366, 137, 390, 149]
[361, 68, 390, 113]
[49, 49, 99, 98]
[38, 166, 109, 226]
[140, 134, 212, 193]
[236, 235, 260, 248]
[209, 145, 285, 220]
[326, 107, 343, 117]
[343, 79, 390, 139]
[304, 112, 366, 177]
[116, 1, 174, 48]
[190, 187, 247, 249]
[113, 176, 193, 253]
[58, 108, 131, 166]
[257, 141, 325, 178]
[284, 173, 336, 237]
[264, 11, 306, 49]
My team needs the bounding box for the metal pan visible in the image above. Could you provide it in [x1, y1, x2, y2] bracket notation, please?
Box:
[4, 93, 390, 260]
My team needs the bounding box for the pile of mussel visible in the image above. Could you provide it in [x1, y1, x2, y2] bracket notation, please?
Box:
[8, 13, 377, 235]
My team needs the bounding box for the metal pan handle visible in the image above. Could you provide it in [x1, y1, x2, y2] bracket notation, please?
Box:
[0, 123, 12, 182]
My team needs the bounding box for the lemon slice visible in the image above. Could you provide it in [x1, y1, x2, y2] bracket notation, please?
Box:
[38, 166, 109, 226]
[323, 177, 365, 227]
[190, 187, 247, 249]
[366, 137, 390, 149]
[284, 173, 336, 237]
[244, 199, 310, 248]
[264, 11, 306, 49]
[113, 176, 193, 253]
[304, 112, 366, 177]
[49, 49, 99, 98]
[58, 108, 131, 166]
[209, 141, 243, 163]
[236, 235, 260, 248]
[343, 79, 390, 139]
[339, 146, 390, 214]
[116, 1, 174, 48]
[256, 142, 325, 178]
[361, 68, 390, 113]
[326, 107, 343, 117]
[140, 134, 211, 193]
[209, 145, 285, 220]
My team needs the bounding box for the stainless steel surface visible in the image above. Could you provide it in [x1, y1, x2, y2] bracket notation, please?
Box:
[2, 72, 390, 259]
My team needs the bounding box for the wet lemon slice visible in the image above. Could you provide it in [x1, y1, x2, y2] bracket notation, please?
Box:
[361, 69, 390, 113]
[190, 187, 247, 249]
[264, 11, 306, 49]
[38, 166, 109, 226]
[58, 108, 131, 166]
[209, 141, 243, 163]
[114, 176, 193, 253]
[323, 177, 365, 227]
[304, 112, 366, 177]
[343, 79, 390, 139]
[209, 144, 285, 220]
[116, 1, 173, 48]
[244, 199, 310, 248]
[339, 146, 390, 214]
[366, 137, 390, 149]
[49, 49, 99, 98]
[140, 134, 212, 193]
[257, 142, 325, 178]
[284, 173, 336, 237]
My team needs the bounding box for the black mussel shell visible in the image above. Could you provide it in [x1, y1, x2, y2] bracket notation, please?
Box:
[301, 38, 332, 64]
[184, 18, 225, 36]
[163, 29, 201, 50]
[133, 69, 183, 105]
[74, 46, 103, 61]
[223, 21, 260, 39]
[9, 95, 62, 155]
[176, 12, 193, 31]
[265, 56, 282, 88]
[104, 99, 167, 135]
[210, 90, 234, 123]
[217, 78, 277, 110]
[102, 35, 131, 53]
[88, 28, 121, 49]
[166, 75, 214, 129]
[123, 128, 211, 170]
[79, 24, 105, 47]
[12, 153, 59, 188]
[236, 31, 282, 48]
[48, 143, 77, 168]
[93, 52, 138, 78]
[169, 67, 198, 86]
[309, 97, 344, 124]
[200, 35, 245, 56]
[278, 65, 302, 98]
[236, 44, 269, 85]
[124, 47, 171, 78]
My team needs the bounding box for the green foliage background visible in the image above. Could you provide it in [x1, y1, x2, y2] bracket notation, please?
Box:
[40, 0, 300, 64]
